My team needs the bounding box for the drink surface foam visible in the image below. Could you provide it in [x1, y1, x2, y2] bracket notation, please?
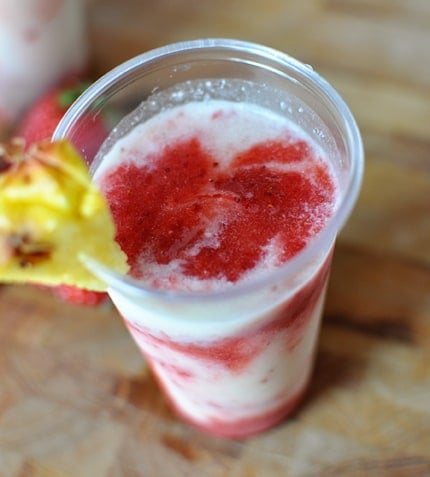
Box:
[96, 99, 338, 292]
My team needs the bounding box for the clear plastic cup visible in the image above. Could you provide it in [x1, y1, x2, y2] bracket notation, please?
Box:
[53, 39, 363, 439]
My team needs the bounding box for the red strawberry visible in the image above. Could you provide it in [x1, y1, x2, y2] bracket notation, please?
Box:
[15, 76, 110, 307]
[16, 76, 107, 165]
[52, 285, 109, 307]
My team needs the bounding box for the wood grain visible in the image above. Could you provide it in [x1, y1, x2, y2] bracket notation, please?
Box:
[1, 0, 430, 475]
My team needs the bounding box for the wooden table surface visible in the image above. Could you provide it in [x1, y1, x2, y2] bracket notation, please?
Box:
[2, 1, 430, 475]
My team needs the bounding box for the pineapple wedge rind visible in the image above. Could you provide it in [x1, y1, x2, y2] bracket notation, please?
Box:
[0, 139, 129, 291]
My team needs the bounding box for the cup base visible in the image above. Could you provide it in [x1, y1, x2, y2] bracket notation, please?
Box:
[171, 385, 308, 440]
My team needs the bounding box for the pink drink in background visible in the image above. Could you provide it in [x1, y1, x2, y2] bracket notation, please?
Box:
[0, 0, 87, 137]
[93, 81, 339, 438]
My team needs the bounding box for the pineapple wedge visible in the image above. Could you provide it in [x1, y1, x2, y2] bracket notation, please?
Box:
[0, 138, 128, 291]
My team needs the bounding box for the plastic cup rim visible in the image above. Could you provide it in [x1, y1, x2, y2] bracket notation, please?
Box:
[53, 38, 364, 304]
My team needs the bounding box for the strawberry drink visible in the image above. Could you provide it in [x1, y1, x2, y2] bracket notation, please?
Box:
[94, 97, 336, 437]
[53, 40, 364, 438]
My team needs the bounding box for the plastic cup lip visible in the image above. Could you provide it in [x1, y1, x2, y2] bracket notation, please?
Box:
[54, 38, 364, 304]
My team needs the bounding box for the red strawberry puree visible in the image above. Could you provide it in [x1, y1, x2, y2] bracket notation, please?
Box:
[95, 100, 338, 438]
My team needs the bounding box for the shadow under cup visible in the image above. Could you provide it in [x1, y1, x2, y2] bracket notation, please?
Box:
[53, 39, 363, 439]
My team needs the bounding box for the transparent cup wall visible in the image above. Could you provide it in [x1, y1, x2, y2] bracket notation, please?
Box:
[54, 39, 363, 438]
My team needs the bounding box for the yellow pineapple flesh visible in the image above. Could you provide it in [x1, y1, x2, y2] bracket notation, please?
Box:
[0, 138, 128, 291]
